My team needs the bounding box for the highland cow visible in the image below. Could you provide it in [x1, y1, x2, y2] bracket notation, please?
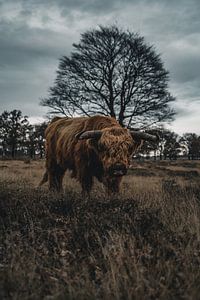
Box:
[39, 115, 158, 194]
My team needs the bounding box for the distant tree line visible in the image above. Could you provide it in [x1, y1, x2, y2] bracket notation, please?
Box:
[140, 129, 200, 160]
[0, 109, 200, 160]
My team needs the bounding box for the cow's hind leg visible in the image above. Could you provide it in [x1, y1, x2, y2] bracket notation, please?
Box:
[49, 165, 65, 192]
[79, 174, 93, 197]
[38, 171, 48, 187]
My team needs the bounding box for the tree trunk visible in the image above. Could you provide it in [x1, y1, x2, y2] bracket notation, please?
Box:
[11, 145, 15, 158]
[118, 110, 125, 127]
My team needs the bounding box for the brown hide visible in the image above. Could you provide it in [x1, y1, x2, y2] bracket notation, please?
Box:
[39, 115, 142, 193]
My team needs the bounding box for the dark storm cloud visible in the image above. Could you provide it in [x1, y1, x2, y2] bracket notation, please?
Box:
[6, 0, 135, 15]
[0, 0, 199, 133]
[0, 3, 74, 115]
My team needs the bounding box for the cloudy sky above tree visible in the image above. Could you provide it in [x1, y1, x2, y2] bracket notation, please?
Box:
[0, 0, 199, 134]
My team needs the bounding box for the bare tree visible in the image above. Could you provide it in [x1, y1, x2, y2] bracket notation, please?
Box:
[41, 25, 175, 127]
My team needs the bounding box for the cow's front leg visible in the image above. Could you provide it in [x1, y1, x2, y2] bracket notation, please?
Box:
[77, 168, 93, 196]
[103, 176, 123, 195]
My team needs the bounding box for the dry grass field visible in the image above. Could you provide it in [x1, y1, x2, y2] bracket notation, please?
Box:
[0, 159, 200, 299]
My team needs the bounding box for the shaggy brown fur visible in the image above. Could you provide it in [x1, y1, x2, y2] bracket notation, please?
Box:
[39, 115, 142, 194]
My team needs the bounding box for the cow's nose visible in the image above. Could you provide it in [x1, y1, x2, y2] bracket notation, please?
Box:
[115, 163, 126, 170]
[109, 163, 127, 176]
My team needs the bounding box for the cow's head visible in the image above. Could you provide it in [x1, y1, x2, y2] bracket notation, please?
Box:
[76, 127, 158, 177]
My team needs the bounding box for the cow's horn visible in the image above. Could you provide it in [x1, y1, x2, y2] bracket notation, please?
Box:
[130, 131, 159, 142]
[76, 130, 102, 140]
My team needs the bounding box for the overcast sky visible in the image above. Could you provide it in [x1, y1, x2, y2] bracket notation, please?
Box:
[0, 0, 200, 134]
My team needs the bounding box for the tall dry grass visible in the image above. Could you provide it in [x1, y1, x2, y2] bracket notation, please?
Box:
[0, 160, 200, 299]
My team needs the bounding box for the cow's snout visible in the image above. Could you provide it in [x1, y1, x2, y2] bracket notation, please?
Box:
[109, 163, 127, 177]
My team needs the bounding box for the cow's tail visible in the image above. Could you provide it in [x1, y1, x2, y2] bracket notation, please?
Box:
[38, 171, 48, 187]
